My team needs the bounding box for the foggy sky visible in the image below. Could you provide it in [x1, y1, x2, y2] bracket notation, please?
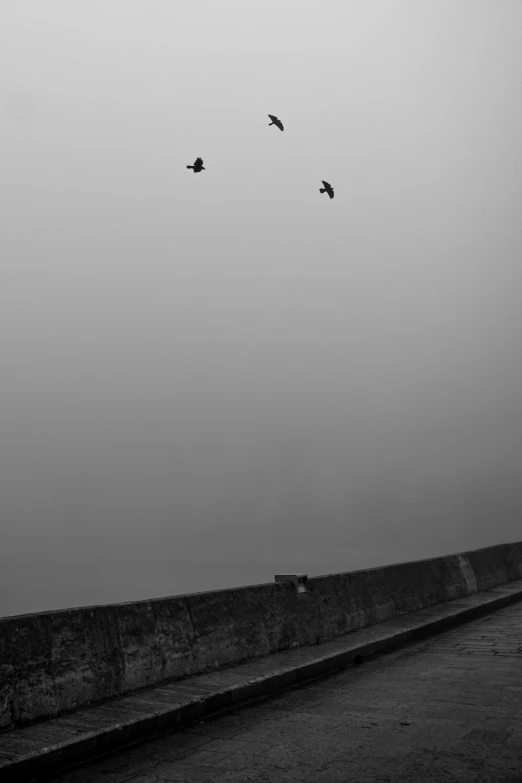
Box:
[1, 1, 521, 617]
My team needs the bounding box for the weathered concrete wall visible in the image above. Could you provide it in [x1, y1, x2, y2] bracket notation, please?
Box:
[1, 541, 521, 730]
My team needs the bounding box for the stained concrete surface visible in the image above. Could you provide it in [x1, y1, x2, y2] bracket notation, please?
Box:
[45, 601, 522, 783]
[5, 541, 522, 730]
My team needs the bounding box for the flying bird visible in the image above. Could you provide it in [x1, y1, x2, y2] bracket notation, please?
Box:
[319, 180, 334, 199]
[268, 114, 284, 131]
[187, 157, 205, 173]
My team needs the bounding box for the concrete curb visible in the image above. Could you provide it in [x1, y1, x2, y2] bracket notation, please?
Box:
[2, 580, 522, 782]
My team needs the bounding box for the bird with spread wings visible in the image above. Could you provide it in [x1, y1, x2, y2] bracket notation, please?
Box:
[268, 114, 284, 131]
[186, 157, 205, 173]
[319, 180, 334, 199]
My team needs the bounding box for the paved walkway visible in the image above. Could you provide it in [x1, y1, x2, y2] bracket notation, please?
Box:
[48, 602, 522, 783]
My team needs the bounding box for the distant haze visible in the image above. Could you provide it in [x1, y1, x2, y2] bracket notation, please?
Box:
[1, 1, 521, 617]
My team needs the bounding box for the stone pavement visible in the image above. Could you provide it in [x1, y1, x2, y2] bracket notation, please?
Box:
[46, 601, 522, 783]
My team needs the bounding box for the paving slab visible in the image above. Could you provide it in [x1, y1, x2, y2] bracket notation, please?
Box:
[1, 579, 522, 781]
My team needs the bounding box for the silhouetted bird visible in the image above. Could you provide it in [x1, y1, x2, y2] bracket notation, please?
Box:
[187, 157, 205, 173]
[268, 114, 284, 131]
[319, 180, 334, 199]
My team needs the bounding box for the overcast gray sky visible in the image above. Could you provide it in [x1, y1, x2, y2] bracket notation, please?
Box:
[1, 1, 521, 616]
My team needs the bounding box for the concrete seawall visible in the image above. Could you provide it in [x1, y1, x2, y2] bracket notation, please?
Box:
[1, 541, 521, 731]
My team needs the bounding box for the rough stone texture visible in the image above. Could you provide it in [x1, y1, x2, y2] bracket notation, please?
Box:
[1, 582, 521, 781]
[1, 541, 521, 729]
[455, 554, 478, 596]
[151, 600, 198, 680]
[50, 610, 94, 716]
[83, 606, 125, 703]
[0, 614, 54, 726]
[42, 599, 522, 783]
[115, 602, 163, 693]
[467, 541, 522, 589]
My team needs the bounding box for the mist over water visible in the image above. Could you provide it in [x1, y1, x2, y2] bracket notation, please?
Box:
[1, 1, 521, 617]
